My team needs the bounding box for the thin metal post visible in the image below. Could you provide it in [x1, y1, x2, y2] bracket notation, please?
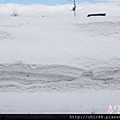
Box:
[70, 0, 76, 17]
[74, 0, 76, 17]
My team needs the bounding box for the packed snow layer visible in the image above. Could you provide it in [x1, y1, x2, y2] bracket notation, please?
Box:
[0, 63, 120, 92]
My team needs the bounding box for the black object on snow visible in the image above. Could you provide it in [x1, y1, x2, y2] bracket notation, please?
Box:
[87, 13, 106, 17]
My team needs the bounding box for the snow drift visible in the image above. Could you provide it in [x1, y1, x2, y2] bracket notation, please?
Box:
[0, 2, 120, 114]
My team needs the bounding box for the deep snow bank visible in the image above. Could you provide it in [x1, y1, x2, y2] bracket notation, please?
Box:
[0, 16, 120, 92]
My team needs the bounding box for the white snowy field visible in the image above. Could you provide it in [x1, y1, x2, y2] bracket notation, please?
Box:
[0, 90, 120, 114]
[0, 3, 120, 114]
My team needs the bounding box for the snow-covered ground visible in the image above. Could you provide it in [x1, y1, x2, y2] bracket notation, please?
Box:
[0, 3, 120, 114]
[0, 90, 120, 114]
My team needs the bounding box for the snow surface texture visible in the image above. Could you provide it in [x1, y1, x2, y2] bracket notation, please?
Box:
[0, 91, 120, 114]
[0, 3, 120, 114]
[0, 17, 120, 92]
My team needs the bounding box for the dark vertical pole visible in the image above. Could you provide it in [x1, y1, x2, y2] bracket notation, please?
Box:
[70, 0, 76, 17]
[74, 0, 76, 17]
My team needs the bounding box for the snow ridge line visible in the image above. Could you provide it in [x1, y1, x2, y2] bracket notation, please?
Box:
[0, 63, 120, 92]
